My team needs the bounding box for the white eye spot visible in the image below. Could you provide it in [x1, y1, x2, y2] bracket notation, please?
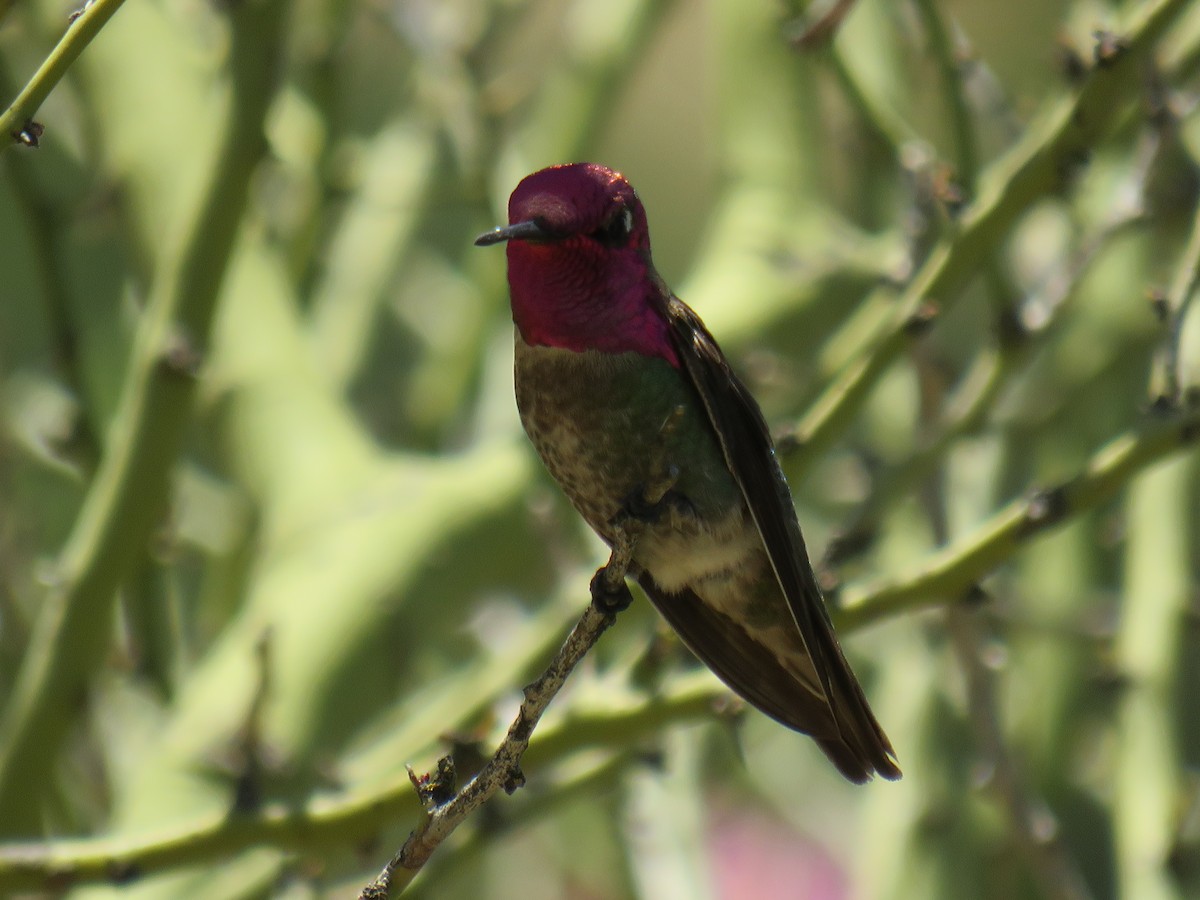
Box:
[590, 206, 635, 245]
[620, 207, 633, 235]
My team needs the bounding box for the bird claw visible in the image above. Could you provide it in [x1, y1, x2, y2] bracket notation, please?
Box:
[643, 461, 681, 509]
[613, 462, 682, 528]
[590, 567, 634, 614]
[593, 460, 680, 616]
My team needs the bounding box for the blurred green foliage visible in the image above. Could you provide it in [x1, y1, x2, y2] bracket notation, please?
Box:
[1, 0, 1199, 898]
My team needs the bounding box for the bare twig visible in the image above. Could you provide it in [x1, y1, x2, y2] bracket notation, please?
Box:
[358, 536, 642, 899]
[361, 457, 682, 897]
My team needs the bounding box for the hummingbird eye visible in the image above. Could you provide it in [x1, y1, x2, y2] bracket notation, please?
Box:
[589, 206, 634, 247]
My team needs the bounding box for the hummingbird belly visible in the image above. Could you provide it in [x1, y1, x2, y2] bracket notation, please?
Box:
[514, 340, 761, 593]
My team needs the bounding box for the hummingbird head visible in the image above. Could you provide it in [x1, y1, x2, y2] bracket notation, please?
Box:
[476, 163, 677, 364]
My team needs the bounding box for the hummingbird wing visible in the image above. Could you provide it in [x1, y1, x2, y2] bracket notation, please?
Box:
[654, 294, 901, 782]
[638, 574, 885, 783]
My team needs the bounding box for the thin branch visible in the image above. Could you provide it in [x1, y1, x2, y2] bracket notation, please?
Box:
[913, 0, 979, 189]
[1113, 453, 1193, 898]
[0, 0, 128, 147]
[359, 543, 638, 899]
[910, 351, 1090, 899]
[408, 751, 640, 891]
[822, 40, 921, 159]
[911, 0, 1025, 329]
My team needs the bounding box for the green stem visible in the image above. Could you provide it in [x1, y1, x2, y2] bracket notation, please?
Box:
[827, 202, 1146, 567]
[825, 45, 918, 160]
[913, 0, 978, 188]
[0, 0, 128, 146]
[0, 0, 289, 833]
[1113, 455, 1194, 899]
[786, 0, 1193, 480]
[835, 408, 1200, 630]
[825, 343, 1016, 563]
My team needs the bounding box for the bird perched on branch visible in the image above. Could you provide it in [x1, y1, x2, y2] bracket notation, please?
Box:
[477, 163, 900, 783]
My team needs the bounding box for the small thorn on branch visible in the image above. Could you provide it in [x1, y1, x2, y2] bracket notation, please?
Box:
[996, 305, 1029, 350]
[1148, 287, 1170, 323]
[12, 119, 44, 148]
[157, 327, 204, 380]
[1056, 36, 1088, 84]
[68, 0, 96, 24]
[590, 567, 634, 614]
[106, 859, 142, 886]
[1093, 30, 1129, 68]
[1019, 486, 1070, 537]
[961, 583, 991, 608]
[904, 301, 941, 337]
[406, 757, 457, 811]
[502, 765, 526, 795]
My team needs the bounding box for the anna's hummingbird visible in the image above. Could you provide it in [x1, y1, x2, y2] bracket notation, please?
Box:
[477, 163, 900, 783]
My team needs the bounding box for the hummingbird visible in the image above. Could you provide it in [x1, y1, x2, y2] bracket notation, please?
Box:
[476, 163, 900, 783]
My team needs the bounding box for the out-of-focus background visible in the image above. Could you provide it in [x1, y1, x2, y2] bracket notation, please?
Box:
[1, 0, 1199, 897]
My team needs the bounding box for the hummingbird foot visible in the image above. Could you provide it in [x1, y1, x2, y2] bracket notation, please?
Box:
[614, 460, 682, 526]
[590, 567, 634, 613]
[592, 463, 680, 615]
[592, 520, 638, 613]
